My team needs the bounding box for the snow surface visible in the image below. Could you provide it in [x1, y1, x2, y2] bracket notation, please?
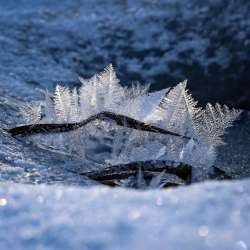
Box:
[0, 180, 250, 250]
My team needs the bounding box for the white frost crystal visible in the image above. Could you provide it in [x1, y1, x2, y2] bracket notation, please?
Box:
[19, 64, 241, 171]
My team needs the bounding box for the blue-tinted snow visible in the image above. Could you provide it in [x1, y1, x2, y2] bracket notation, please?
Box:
[0, 180, 250, 250]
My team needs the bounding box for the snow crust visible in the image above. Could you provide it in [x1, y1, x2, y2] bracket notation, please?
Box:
[0, 180, 250, 250]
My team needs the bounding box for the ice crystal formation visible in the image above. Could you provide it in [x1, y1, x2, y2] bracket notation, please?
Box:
[19, 64, 241, 174]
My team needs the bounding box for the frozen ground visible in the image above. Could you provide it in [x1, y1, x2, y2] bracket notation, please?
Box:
[0, 0, 250, 249]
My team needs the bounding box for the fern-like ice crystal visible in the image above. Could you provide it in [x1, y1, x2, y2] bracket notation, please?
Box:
[18, 64, 241, 174]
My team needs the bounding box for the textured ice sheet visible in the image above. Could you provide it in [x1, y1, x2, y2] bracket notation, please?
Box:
[0, 0, 249, 108]
[0, 180, 250, 250]
[0, 0, 249, 185]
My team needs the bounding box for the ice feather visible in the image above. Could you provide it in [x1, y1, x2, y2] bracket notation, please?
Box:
[19, 102, 42, 124]
[19, 65, 241, 171]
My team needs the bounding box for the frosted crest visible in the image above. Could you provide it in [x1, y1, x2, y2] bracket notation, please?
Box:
[19, 65, 241, 172]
